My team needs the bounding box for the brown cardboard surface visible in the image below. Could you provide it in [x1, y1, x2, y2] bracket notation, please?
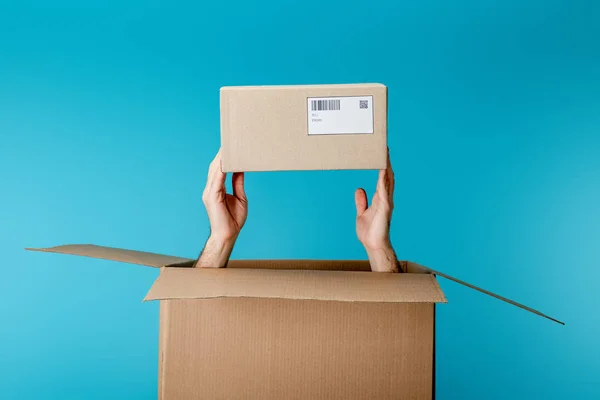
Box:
[159, 298, 434, 400]
[24, 244, 563, 323]
[157, 289, 169, 400]
[223, 259, 373, 271]
[168, 258, 374, 271]
[25, 244, 191, 267]
[220, 83, 387, 172]
[405, 261, 565, 325]
[144, 267, 448, 303]
[25, 243, 564, 398]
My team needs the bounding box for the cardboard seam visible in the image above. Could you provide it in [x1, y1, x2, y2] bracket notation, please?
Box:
[144, 295, 445, 303]
[432, 303, 437, 400]
[158, 285, 170, 400]
[428, 275, 448, 304]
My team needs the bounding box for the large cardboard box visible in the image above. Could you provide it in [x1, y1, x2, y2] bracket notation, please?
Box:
[220, 83, 388, 172]
[25, 244, 563, 399]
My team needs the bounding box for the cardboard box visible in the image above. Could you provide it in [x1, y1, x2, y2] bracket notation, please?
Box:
[220, 83, 388, 172]
[25, 244, 563, 399]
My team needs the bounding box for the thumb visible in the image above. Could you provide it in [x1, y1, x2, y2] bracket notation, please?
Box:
[232, 172, 246, 202]
[355, 188, 368, 216]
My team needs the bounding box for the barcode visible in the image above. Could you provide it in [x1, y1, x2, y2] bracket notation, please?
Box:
[311, 99, 340, 111]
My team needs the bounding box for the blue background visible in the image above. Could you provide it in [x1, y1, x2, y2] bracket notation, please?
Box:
[1, 1, 598, 399]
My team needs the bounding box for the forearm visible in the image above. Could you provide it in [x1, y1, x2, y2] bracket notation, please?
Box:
[194, 235, 237, 268]
[366, 245, 399, 273]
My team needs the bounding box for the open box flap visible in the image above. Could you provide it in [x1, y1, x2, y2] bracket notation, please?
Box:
[25, 244, 563, 324]
[405, 261, 565, 325]
[143, 267, 448, 303]
[170, 259, 374, 271]
[25, 244, 192, 268]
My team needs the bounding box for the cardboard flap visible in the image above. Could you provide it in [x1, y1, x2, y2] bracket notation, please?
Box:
[144, 267, 448, 303]
[405, 262, 565, 325]
[25, 244, 193, 268]
[165, 259, 374, 271]
[222, 259, 372, 271]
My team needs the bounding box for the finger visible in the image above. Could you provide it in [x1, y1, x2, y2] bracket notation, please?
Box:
[203, 150, 226, 205]
[206, 149, 221, 181]
[376, 168, 387, 198]
[207, 150, 226, 194]
[386, 148, 395, 201]
[355, 188, 368, 216]
[232, 172, 246, 202]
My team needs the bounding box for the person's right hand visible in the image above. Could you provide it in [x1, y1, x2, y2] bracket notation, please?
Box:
[196, 149, 248, 268]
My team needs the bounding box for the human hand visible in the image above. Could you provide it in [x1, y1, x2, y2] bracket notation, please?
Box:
[196, 149, 248, 268]
[354, 149, 398, 272]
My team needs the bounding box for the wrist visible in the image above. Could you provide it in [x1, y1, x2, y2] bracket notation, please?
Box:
[365, 245, 398, 273]
[196, 235, 237, 268]
[209, 233, 237, 251]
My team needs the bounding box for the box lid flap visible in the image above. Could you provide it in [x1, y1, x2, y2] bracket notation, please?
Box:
[25, 244, 192, 268]
[405, 261, 565, 325]
[24, 244, 563, 324]
[169, 259, 374, 271]
[143, 267, 448, 303]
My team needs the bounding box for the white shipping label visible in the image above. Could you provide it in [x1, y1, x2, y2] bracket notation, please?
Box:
[307, 96, 374, 135]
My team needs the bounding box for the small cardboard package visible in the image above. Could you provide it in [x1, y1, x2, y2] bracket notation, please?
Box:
[220, 83, 388, 172]
[25, 245, 562, 399]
